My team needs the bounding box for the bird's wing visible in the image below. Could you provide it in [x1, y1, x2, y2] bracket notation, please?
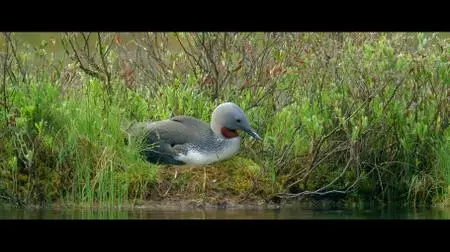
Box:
[127, 117, 210, 156]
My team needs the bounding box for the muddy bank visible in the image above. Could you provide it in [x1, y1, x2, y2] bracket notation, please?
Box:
[3, 159, 347, 211]
[142, 157, 282, 207]
[0, 198, 343, 212]
[0, 157, 347, 210]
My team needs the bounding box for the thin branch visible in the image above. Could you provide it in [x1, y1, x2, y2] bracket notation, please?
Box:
[2, 38, 9, 126]
[103, 33, 117, 58]
[199, 34, 220, 91]
[3, 33, 27, 83]
[307, 126, 342, 174]
[97, 32, 111, 91]
[65, 34, 104, 81]
[81, 32, 91, 57]
[223, 32, 228, 52]
[275, 125, 303, 168]
[186, 33, 204, 68]
[0, 194, 25, 206]
[315, 158, 352, 193]
[278, 189, 349, 199]
[5, 59, 17, 84]
[381, 70, 410, 113]
[278, 158, 378, 199]
[144, 33, 170, 79]
[343, 162, 378, 192]
[152, 32, 159, 58]
[69, 32, 103, 75]
[284, 78, 385, 189]
[287, 143, 350, 189]
[175, 33, 199, 79]
[74, 33, 84, 57]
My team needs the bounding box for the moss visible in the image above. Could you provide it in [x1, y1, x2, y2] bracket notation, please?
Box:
[147, 155, 278, 206]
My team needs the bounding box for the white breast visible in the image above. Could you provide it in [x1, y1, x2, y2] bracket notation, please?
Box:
[175, 137, 241, 165]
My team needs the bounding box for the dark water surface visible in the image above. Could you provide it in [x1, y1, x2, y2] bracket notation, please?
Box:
[1, 203, 449, 219]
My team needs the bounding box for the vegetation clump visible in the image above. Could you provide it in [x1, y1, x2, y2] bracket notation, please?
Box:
[0, 32, 448, 208]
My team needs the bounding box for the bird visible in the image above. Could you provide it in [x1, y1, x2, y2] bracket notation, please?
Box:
[126, 102, 262, 165]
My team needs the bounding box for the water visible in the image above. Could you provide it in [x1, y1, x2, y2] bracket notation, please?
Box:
[1, 204, 449, 219]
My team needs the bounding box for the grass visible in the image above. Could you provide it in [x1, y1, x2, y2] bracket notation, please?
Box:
[1, 78, 158, 207]
[0, 32, 449, 208]
[432, 133, 450, 206]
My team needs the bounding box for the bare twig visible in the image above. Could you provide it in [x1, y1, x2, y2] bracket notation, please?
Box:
[185, 33, 205, 70]
[315, 158, 352, 193]
[81, 33, 91, 57]
[285, 79, 389, 190]
[127, 32, 171, 87]
[309, 126, 341, 170]
[175, 33, 200, 80]
[2, 36, 9, 126]
[3, 33, 27, 83]
[64, 33, 104, 81]
[274, 125, 304, 171]
[0, 193, 25, 206]
[146, 33, 170, 77]
[279, 190, 349, 198]
[103, 34, 116, 58]
[287, 142, 350, 189]
[97, 33, 112, 98]
[278, 158, 378, 199]
[382, 70, 411, 113]
[199, 34, 220, 99]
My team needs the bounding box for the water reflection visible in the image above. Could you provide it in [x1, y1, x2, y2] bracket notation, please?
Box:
[1, 203, 449, 219]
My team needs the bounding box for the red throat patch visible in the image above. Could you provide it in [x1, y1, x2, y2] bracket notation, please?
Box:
[221, 127, 239, 139]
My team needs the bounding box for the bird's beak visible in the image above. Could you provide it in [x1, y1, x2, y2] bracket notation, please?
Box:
[244, 126, 262, 141]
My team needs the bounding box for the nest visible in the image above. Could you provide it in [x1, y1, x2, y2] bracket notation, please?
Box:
[147, 156, 276, 207]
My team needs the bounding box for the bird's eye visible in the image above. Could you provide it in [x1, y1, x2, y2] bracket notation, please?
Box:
[236, 119, 241, 123]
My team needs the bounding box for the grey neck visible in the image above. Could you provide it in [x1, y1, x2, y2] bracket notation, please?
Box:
[210, 110, 223, 138]
[211, 121, 223, 138]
